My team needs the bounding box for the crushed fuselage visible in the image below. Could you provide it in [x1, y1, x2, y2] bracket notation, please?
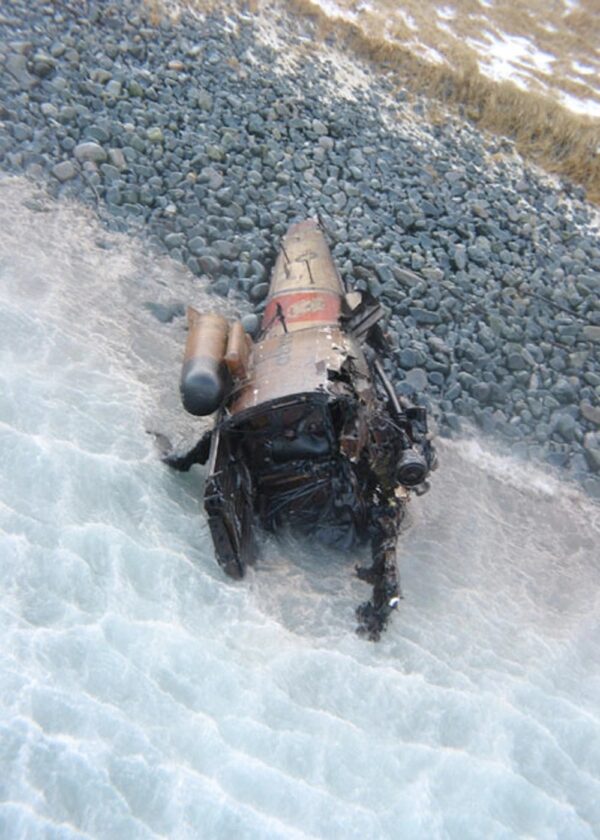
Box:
[165, 219, 436, 638]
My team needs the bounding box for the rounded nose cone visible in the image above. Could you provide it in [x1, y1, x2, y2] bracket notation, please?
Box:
[285, 218, 320, 238]
[180, 358, 230, 416]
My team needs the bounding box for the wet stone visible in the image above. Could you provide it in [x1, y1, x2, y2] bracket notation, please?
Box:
[105, 79, 122, 97]
[410, 308, 441, 325]
[6, 53, 35, 87]
[196, 90, 213, 110]
[237, 216, 255, 232]
[444, 413, 462, 433]
[127, 80, 144, 97]
[146, 126, 164, 144]
[584, 433, 600, 471]
[583, 476, 600, 498]
[580, 402, 600, 426]
[445, 383, 461, 401]
[206, 145, 225, 162]
[241, 313, 260, 337]
[428, 371, 445, 387]
[74, 142, 107, 163]
[31, 51, 56, 77]
[213, 278, 230, 297]
[404, 368, 428, 391]
[527, 398, 544, 419]
[506, 351, 530, 372]
[467, 246, 489, 266]
[472, 382, 491, 403]
[552, 412, 577, 442]
[250, 282, 269, 302]
[108, 148, 126, 170]
[582, 326, 600, 343]
[100, 164, 120, 183]
[40, 102, 58, 118]
[188, 236, 207, 256]
[212, 240, 240, 260]
[398, 348, 425, 369]
[475, 408, 497, 435]
[553, 378, 577, 404]
[164, 232, 186, 249]
[198, 255, 220, 275]
[144, 301, 185, 323]
[90, 68, 112, 84]
[52, 160, 77, 181]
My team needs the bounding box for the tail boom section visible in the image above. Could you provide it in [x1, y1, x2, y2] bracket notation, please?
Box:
[262, 219, 345, 337]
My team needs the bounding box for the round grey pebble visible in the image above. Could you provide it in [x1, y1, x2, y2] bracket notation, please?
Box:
[52, 160, 77, 182]
[250, 283, 269, 302]
[580, 401, 600, 426]
[404, 368, 428, 391]
[74, 142, 107, 163]
[241, 313, 260, 337]
[188, 236, 207, 256]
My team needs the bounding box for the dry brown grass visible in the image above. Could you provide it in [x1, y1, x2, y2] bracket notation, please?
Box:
[142, 0, 600, 202]
[286, 0, 600, 202]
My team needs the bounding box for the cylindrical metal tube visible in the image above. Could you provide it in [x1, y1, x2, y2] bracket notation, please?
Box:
[224, 319, 250, 380]
[397, 447, 428, 487]
[180, 309, 231, 416]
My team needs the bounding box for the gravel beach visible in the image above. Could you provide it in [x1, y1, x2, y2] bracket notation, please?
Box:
[1, 0, 599, 496]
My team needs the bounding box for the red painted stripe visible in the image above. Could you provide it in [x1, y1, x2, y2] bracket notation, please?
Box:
[262, 290, 341, 332]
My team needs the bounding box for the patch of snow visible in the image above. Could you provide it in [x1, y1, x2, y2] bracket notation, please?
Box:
[460, 30, 600, 118]
[406, 41, 446, 65]
[437, 20, 453, 35]
[556, 90, 600, 118]
[313, 0, 359, 23]
[396, 9, 418, 31]
[463, 31, 559, 96]
[572, 60, 599, 76]
[437, 5, 456, 19]
[471, 32, 556, 80]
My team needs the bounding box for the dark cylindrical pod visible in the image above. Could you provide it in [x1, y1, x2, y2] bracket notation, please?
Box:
[180, 308, 231, 416]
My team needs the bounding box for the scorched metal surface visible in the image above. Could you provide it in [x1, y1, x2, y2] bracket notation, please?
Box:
[161, 219, 437, 638]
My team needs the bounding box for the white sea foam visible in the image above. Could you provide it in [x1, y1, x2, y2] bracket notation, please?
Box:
[1, 177, 599, 839]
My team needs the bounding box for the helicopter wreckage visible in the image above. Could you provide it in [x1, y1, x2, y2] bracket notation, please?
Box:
[159, 219, 437, 639]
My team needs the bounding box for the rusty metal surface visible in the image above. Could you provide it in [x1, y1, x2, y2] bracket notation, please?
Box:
[228, 326, 371, 415]
[268, 218, 345, 300]
[261, 220, 345, 337]
[183, 308, 228, 364]
[229, 219, 371, 416]
[163, 217, 437, 640]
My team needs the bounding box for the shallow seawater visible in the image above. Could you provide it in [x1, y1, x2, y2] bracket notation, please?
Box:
[1, 176, 599, 839]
